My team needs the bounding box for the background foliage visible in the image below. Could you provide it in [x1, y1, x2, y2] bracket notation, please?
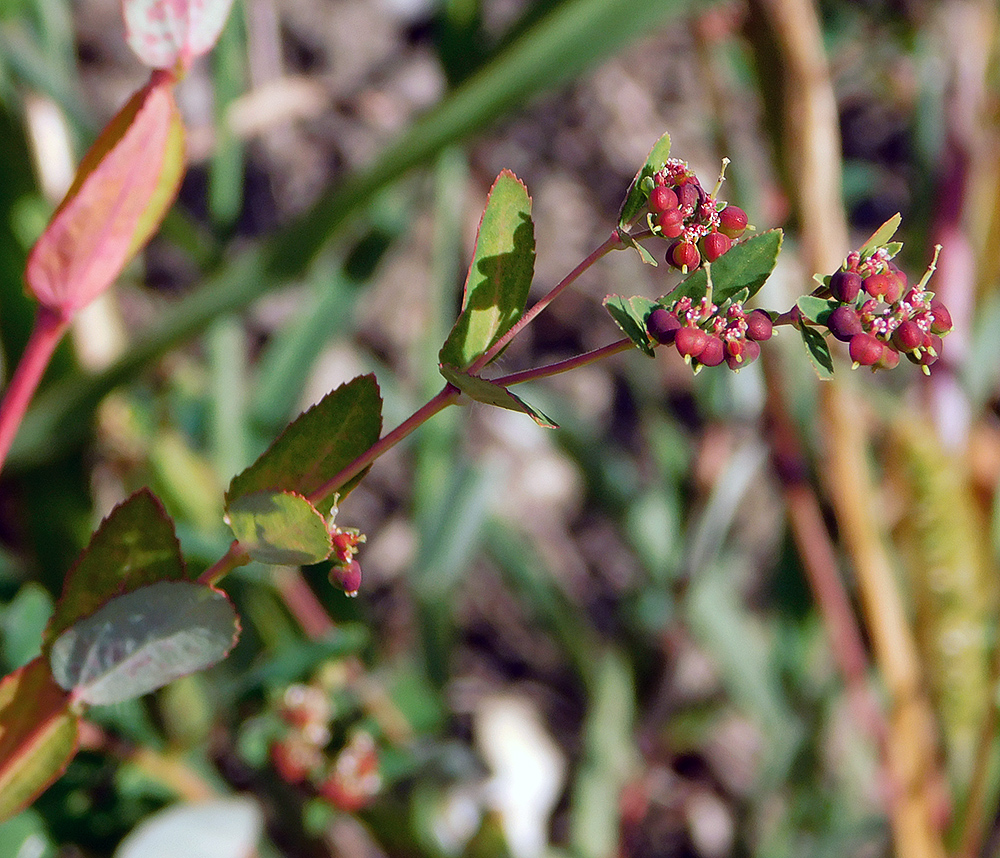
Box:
[1, 0, 999, 856]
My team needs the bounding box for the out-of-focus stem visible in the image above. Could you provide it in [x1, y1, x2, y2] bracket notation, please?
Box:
[494, 337, 633, 386]
[757, 0, 949, 855]
[0, 306, 70, 475]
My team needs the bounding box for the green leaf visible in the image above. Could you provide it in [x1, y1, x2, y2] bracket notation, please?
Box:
[48, 581, 239, 705]
[619, 233, 658, 266]
[226, 374, 382, 512]
[439, 170, 535, 369]
[0, 658, 79, 822]
[796, 296, 837, 325]
[43, 489, 188, 652]
[225, 491, 333, 566]
[440, 364, 557, 428]
[664, 230, 783, 307]
[800, 324, 834, 379]
[603, 295, 657, 357]
[859, 213, 901, 257]
[617, 131, 671, 229]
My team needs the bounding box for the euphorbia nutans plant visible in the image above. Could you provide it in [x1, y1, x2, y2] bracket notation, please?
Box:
[0, 28, 957, 824]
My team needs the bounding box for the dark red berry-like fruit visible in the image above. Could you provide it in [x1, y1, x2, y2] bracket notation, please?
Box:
[658, 208, 684, 238]
[702, 231, 732, 262]
[745, 309, 773, 341]
[726, 338, 760, 369]
[863, 272, 902, 304]
[889, 263, 908, 292]
[827, 305, 863, 342]
[698, 335, 726, 366]
[675, 326, 708, 359]
[677, 182, 702, 212]
[891, 320, 923, 352]
[829, 269, 862, 303]
[330, 560, 363, 596]
[668, 241, 701, 271]
[718, 205, 748, 238]
[849, 333, 884, 366]
[649, 186, 679, 213]
[647, 308, 682, 345]
[929, 299, 953, 334]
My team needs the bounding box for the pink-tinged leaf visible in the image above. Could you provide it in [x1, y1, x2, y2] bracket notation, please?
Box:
[0, 658, 79, 822]
[24, 72, 185, 315]
[123, 0, 237, 71]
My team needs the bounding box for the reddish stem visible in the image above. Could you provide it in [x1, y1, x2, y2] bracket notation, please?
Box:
[466, 230, 623, 375]
[198, 539, 252, 587]
[0, 306, 71, 474]
[494, 337, 634, 386]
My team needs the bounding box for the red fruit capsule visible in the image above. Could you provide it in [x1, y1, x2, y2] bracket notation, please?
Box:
[929, 299, 953, 334]
[702, 231, 732, 262]
[829, 270, 862, 303]
[726, 338, 760, 369]
[330, 560, 363, 596]
[827, 305, 863, 342]
[647, 308, 682, 345]
[697, 335, 726, 366]
[675, 326, 708, 359]
[849, 333, 884, 366]
[863, 272, 902, 304]
[718, 205, 748, 238]
[657, 208, 684, 238]
[891, 320, 923, 352]
[668, 241, 701, 272]
[745, 309, 773, 341]
[649, 186, 679, 214]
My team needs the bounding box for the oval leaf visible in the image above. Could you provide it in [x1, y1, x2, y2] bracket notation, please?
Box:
[859, 213, 901, 258]
[0, 658, 79, 822]
[440, 365, 557, 428]
[617, 131, 671, 229]
[226, 374, 382, 512]
[123, 0, 237, 71]
[115, 797, 263, 858]
[49, 581, 239, 705]
[439, 170, 535, 370]
[662, 230, 783, 307]
[603, 295, 657, 357]
[225, 491, 333, 566]
[24, 73, 185, 314]
[799, 324, 834, 380]
[44, 489, 188, 651]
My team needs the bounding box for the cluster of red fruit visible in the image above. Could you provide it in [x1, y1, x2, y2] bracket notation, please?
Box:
[823, 248, 952, 373]
[647, 159, 749, 272]
[646, 296, 773, 371]
[327, 508, 366, 596]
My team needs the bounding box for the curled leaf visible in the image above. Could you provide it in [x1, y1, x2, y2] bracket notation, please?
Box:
[24, 72, 185, 315]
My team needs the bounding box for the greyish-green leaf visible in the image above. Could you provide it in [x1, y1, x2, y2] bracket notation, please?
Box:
[617, 132, 671, 229]
[440, 364, 557, 428]
[603, 295, 657, 357]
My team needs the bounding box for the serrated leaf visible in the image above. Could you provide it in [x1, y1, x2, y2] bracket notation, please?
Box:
[617, 132, 671, 229]
[800, 324, 834, 379]
[43, 489, 188, 652]
[796, 296, 837, 325]
[859, 213, 901, 257]
[440, 364, 557, 428]
[663, 230, 783, 307]
[49, 581, 239, 705]
[226, 374, 382, 512]
[603, 295, 657, 357]
[225, 491, 333, 565]
[123, 0, 237, 71]
[0, 658, 79, 822]
[25, 73, 185, 315]
[114, 797, 263, 858]
[439, 171, 535, 370]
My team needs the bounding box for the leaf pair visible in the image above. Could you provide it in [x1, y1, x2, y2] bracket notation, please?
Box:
[438, 170, 556, 427]
[0, 490, 239, 820]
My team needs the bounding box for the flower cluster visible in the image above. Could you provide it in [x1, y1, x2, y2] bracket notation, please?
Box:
[822, 248, 953, 373]
[646, 296, 772, 372]
[647, 158, 749, 272]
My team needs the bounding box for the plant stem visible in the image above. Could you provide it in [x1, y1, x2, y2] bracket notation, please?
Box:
[198, 539, 252, 587]
[307, 384, 461, 508]
[0, 306, 70, 474]
[466, 230, 623, 375]
[494, 337, 634, 386]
